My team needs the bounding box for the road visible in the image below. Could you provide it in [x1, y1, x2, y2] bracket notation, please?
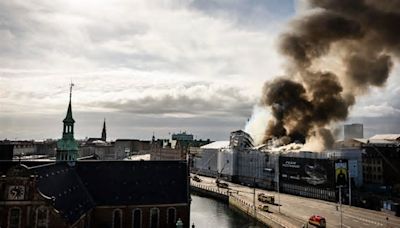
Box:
[192, 175, 400, 228]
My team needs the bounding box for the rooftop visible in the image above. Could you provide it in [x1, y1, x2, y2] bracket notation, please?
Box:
[201, 141, 229, 149]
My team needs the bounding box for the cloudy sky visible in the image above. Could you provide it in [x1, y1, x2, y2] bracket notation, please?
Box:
[1, 0, 399, 141]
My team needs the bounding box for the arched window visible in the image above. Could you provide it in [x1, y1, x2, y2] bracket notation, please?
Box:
[149, 208, 159, 228]
[132, 209, 141, 228]
[8, 207, 21, 228]
[36, 206, 49, 228]
[167, 207, 176, 228]
[112, 209, 122, 228]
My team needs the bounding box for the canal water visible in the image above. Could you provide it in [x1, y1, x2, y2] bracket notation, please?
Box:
[190, 194, 264, 228]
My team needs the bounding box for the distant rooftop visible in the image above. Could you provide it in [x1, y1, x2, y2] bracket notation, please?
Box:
[369, 134, 400, 141]
[201, 141, 229, 149]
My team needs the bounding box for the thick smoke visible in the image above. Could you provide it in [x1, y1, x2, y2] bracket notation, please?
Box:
[261, 0, 399, 149]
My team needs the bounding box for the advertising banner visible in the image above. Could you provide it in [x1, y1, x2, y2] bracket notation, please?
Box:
[335, 159, 348, 187]
[279, 157, 335, 188]
[348, 160, 358, 178]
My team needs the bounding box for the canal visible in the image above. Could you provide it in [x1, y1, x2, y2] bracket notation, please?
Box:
[190, 194, 264, 228]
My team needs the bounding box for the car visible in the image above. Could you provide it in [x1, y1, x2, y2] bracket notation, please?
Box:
[258, 193, 275, 204]
[308, 215, 326, 227]
[192, 175, 201, 182]
[216, 180, 229, 188]
[258, 204, 269, 212]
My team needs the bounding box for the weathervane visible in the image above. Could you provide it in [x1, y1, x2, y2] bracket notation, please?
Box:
[69, 81, 75, 101]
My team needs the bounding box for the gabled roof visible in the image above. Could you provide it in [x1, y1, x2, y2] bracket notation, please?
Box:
[26, 160, 188, 225]
[77, 161, 188, 206]
[352, 138, 398, 145]
[369, 134, 400, 141]
[33, 163, 94, 224]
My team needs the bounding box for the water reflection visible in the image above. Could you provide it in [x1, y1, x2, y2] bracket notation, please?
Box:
[190, 194, 264, 228]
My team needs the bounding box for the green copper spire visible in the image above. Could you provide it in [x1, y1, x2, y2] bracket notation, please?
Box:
[63, 84, 75, 124]
[57, 83, 78, 163]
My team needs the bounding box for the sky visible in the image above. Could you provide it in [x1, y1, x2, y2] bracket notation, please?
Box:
[1, 0, 399, 141]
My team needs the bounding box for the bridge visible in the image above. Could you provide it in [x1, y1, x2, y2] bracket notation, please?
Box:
[190, 175, 400, 228]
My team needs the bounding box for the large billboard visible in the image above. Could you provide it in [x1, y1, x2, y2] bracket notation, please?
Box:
[279, 156, 335, 188]
[335, 159, 348, 187]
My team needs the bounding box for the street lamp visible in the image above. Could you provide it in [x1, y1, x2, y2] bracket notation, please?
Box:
[277, 152, 281, 213]
[176, 218, 183, 228]
[338, 185, 343, 228]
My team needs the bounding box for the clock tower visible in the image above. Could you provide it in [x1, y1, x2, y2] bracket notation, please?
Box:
[56, 83, 78, 164]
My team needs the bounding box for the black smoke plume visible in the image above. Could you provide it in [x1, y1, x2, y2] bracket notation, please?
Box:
[262, 0, 399, 149]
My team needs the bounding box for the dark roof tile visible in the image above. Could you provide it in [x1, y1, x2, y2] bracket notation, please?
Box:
[27, 160, 188, 224]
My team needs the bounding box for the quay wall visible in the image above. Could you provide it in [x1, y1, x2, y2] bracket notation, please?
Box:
[190, 182, 295, 228]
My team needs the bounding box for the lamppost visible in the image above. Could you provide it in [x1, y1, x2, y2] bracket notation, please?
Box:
[338, 185, 343, 228]
[176, 218, 183, 228]
[253, 177, 257, 221]
[277, 152, 281, 213]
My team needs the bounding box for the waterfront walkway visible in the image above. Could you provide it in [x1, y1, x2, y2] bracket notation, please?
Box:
[191, 175, 400, 228]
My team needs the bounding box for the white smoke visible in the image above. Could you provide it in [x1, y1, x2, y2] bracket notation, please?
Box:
[244, 105, 270, 146]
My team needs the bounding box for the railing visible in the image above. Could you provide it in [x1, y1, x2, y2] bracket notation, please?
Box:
[191, 181, 297, 228]
[190, 181, 229, 196]
[229, 195, 297, 228]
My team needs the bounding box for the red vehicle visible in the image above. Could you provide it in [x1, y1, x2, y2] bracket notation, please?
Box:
[308, 215, 326, 227]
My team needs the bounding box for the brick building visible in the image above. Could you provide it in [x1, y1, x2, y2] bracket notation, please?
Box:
[0, 160, 190, 228]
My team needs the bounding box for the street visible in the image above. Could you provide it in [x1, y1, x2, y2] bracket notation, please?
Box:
[192, 175, 400, 228]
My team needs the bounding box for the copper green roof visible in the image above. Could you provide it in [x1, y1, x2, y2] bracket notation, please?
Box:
[57, 83, 78, 161]
[63, 91, 75, 124]
[57, 138, 78, 151]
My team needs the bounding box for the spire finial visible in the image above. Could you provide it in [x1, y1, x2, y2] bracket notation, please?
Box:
[69, 81, 74, 102]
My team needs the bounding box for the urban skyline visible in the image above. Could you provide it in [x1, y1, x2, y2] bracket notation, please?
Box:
[1, 0, 400, 141]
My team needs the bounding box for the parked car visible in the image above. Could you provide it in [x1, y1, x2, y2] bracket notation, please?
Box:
[216, 180, 229, 188]
[258, 204, 269, 212]
[192, 175, 201, 182]
[308, 215, 326, 227]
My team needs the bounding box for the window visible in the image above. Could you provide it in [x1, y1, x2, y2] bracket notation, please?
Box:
[9, 208, 21, 228]
[167, 208, 176, 228]
[150, 208, 159, 228]
[112, 209, 122, 228]
[36, 207, 49, 228]
[132, 209, 141, 228]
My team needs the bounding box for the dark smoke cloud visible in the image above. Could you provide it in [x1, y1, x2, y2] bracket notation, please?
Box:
[262, 0, 400, 149]
[280, 11, 363, 66]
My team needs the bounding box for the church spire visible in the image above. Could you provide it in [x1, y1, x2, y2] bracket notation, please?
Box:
[57, 83, 78, 164]
[63, 82, 75, 124]
[101, 118, 107, 141]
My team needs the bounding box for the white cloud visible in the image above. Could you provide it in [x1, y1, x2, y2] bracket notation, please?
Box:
[0, 0, 290, 139]
[351, 103, 400, 118]
[1, 0, 398, 140]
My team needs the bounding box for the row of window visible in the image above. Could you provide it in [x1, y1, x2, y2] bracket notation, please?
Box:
[363, 166, 381, 172]
[8, 207, 48, 228]
[364, 174, 382, 181]
[8, 207, 176, 228]
[112, 207, 177, 228]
